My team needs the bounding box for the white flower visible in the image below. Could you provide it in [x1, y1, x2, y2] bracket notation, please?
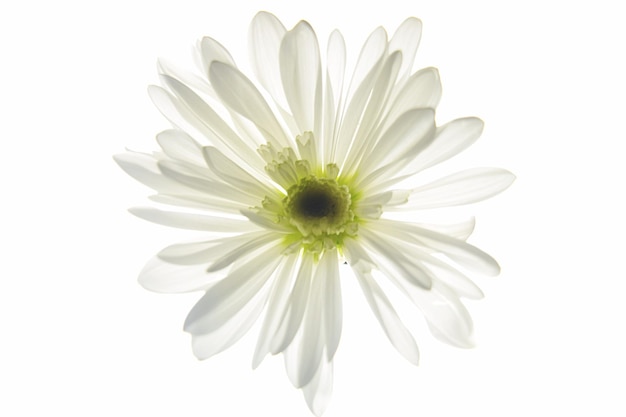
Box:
[115, 12, 514, 415]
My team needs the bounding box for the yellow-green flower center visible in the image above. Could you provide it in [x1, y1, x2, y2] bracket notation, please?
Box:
[284, 175, 354, 238]
[258, 136, 359, 255]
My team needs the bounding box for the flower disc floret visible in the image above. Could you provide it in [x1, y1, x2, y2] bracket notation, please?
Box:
[284, 175, 355, 239]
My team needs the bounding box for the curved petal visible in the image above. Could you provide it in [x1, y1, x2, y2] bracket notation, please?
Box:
[321, 250, 342, 360]
[249, 11, 288, 108]
[406, 168, 516, 209]
[156, 129, 205, 166]
[252, 253, 298, 368]
[280, 20, 322, 138]
[138, 256, 223, 293]
[209, 61, 290, 148]
[354, 268, 420, 365]
[113, 152, 184, 193]
[302, 358, 333, 417]
[389, 17, 422, 83]
[129, 206, 253, 232]
[191, 282, 270, 360]
[183, 244, 283, 334]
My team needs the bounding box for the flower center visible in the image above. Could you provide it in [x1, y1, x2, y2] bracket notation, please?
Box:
[284, 176, 354, 237]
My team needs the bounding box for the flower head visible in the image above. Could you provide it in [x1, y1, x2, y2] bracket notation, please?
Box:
[115, 11, 514, 415]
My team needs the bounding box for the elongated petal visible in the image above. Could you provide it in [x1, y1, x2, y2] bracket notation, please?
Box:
[270, 255, 314, 354]
[113, 152, 181, 193]
[375, 219, 500, 276]
[407, 168, 516, 209]
[412, 117, 485, 172]
[160, 75, 263, 167]
[323, 30, 346, 163]
[209, 61, 290, 148]
[249, 11, 288, 108]
[199, 36, 236, 72]
[280, 20, 322, 137]
[321, 250, 342, 360]
[157, 231, 268, 265]
[192, 284, 270, 360]
[129, 207, 252, 232]
[389, 17, 422, 83]
[156, 129, 205, 166]
[184, 244, 283, 334]
[252, 253, 298, 368]
[359, 229, 433, 289]
[138, 256, 222, 293]
[354, 269, 420, 365]
[302, 358, 333, 417]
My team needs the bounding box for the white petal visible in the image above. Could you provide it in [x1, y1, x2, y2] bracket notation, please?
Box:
[302, 358, 333, 417]
[291, 259, 326, 387]
[240, 209, 290, 232]
[270, 255, 314, 354]
[345, 26, 388, 104]
[389, 17, 422, 83]
[413, 117, 485, 172]
[156, 129, 205, 166]
[113, 152, 181, 193]
[333, 30, 387, 166]
[157, 231, 268, 265]
[354, 269, 420, 365]
[359, 229, 433, 289]
[249, 11, 288, 109]
[199, 36, 236, 72]
[280, 20, 322, 139]
[160, 75, 263, 167]
[356, 108, 435, 188]
[252, 253, 298, 368]
[157, 58, 214, 97]
[183, 244, 283, 334]
[342, 51, 403, 176]
[207, 232, 281, 272]
[157, 159, 259, 206]
[129, 207, 253, 232]
[323, 30, 346, 164]
[375, 219, 500, 276]
[149, 193, 249, 214]
[192, 283, 270, 360]
[209, 61, 290, 148]
[412, 281, 475, 348]
[138, 256, 222, 293]
[407, 168, 516, 209]
[202, 146, 277, 199]
[383, 67, 441, 131]
[321, 250, 342, 360]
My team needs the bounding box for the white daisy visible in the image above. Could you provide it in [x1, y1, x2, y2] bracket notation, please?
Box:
[115, 12, 514, 415]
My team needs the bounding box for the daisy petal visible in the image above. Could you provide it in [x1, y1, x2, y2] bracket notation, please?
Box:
[354, 269, 420, 365]
[156, 129, 204, 166]
[413, 117, 485, 172]
[389, 17, 422, 83]
[199, 36, 236, 71]
[138, 256, 222, 293]
[324, 30, 346, 162]
[113, 152, 180, 193]
[302, 358, 333, 417]
[191, 284, 269, 360]
[183, 244, 283, 334]
[129, 207, 252, 232]
[249, 11, 288, 108]
[209, 61, 290, 148]
[292, 260, 326, 387]
[270, 255, 314, 354]
[252, 253, 298, 369]
[407, 168, 516, 209]
[322, 250, 342, 360]
[280, 20, 322, 137]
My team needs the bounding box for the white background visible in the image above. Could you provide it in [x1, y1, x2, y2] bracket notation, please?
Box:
[2, 0, 625, 416]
